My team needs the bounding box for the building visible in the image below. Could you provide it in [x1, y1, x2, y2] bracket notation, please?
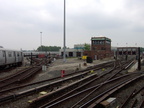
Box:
[83, 37, 113, 60]
[59, 44, 85, 57]
[116, 47, 139, 60]
[117, 47, 138, 55]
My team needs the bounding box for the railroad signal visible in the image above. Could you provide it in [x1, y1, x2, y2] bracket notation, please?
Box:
[61, 70, 65, 77]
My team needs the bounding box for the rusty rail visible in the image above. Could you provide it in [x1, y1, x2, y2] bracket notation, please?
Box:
[29, 61, 137, 108]
[120, 86, 144, 108]
[0, 61, 115, 105]
[85, 75, 144, 108]
[0, 67, 41, 89]
[0, 60, 114, 94]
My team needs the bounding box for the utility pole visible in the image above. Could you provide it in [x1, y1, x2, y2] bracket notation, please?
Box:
[30, 52, 33, 65]
[40, 32, 42, 51]
[63, 0, 66, 62]
[138, 47, 141, 70]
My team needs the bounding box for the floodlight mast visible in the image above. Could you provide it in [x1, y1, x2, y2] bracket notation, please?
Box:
[40, 32, 42, 51]
[63, 0, 66, 62]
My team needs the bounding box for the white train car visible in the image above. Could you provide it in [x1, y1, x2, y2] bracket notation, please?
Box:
[0, 48, 23, 68]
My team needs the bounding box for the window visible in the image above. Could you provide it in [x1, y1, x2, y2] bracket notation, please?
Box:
[17, 53, 19, 57]
[8, 52, 12, 57]
[100, 41, 104, 44]
[3, 51, 5, 57]
[101, 47, 106, 50]
[0, 51, 1, 56]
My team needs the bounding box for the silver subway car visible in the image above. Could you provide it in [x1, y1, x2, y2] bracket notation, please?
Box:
[0, 48, 23, 68]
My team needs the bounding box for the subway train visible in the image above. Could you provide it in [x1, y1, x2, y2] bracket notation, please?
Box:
[23, 51, 59, 58]
[0, 48, 23, 68]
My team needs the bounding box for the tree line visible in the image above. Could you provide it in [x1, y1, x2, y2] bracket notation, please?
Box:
[37, 45, 61, 51]
[37, 43, 90, 52]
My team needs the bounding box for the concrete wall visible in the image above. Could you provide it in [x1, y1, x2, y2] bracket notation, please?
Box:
[59, 49, 84, 57]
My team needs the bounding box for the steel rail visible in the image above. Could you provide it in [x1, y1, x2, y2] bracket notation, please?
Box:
[29, 61, 121, 107]
[0, 67, 32, 81]
[30, 60, 134, 107]
[84, 75, 144, 108]
[120, 86, 144, 108]
[18, 66, 42, 81]
[0, 66, 42, 89]
[30, 67, 115, 107]
[0, 61, 114, 94]
[0, 70, 99, 104]
[36, 72, 140, 108]
[130, 99, 137, 108]
[0, 67, 34, 88]
[70, 60, 134, 108]
[0, 60, 136, 107]
[138, 101, 144, 108]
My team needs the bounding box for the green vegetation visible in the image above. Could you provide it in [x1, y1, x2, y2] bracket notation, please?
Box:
[140, 47, 144, 52]
[37, 45, 61, 51]
[84, 43, 90, 51]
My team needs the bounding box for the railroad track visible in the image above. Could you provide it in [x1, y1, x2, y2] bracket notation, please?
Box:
[119, 86, 144, 108]
[0, 59, 139, 108]
[0, 60, 114, 95]
[37, 73, 143, 108]
[0, 60, 115, 106]
[0, 66, 42, 89]
[28, 60, 137, 108]
[0, 57, 54, 90]
[0, 67, 16, 73]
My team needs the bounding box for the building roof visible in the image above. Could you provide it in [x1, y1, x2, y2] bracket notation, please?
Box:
[91, 37, 111, 42]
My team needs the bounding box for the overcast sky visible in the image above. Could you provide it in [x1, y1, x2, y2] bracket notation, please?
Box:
[0, 0, 144, 50]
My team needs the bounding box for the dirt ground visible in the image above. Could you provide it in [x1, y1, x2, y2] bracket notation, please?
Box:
[48, 57, 112, 71]
[31, 57, 114, 82]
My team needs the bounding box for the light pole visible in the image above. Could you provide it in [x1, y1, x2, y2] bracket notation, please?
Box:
[63, 0, 66, 62]
[40, 32, 42, 51]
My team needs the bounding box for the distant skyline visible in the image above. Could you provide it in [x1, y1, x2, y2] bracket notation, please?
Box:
[0, 0, 144, 50]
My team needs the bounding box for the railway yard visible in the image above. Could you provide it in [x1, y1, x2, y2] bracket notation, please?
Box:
[0, 57, 144, 108]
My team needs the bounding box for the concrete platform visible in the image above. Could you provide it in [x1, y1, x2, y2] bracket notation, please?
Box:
[128, 62, 138, 72]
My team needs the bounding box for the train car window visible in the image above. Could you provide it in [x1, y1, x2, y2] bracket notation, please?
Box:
[8, 52, 12, 57]
[0, 51, 1, 55]
[12, 52, 14, 57]
[2, 51, 5, 57]
[17, 53, 19, 57]
[11, 52, 13, 57]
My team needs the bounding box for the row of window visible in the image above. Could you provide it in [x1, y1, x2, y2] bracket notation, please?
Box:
[92, 40, 104, 45]
[0, 51, 22, 57]
[92, 47, 111, 51]
[92, 40, 111, 45]
[118, 51, 136, 55]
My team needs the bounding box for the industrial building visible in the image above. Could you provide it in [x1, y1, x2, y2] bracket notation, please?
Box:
[83, 37, 113, 60]
[59, 44, 85, 57]
[116, 47, 140, 60]
[117, 47, 138, 55]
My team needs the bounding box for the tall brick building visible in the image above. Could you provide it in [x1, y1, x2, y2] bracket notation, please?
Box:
[83, 37, 113, 60]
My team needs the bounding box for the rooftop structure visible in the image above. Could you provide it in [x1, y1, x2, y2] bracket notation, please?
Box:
[91, 37, 111, 42]
[74, 44, 85, 50]
[91, 37, 111, 51]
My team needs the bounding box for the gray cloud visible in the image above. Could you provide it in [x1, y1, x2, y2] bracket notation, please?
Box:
[67, 13, 130, 30]
[0, 0, 144, 50]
